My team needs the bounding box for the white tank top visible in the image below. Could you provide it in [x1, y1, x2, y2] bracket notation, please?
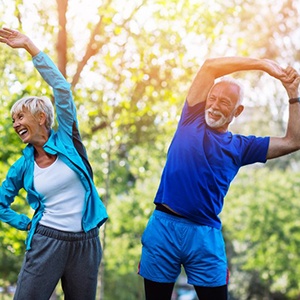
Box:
[34, 156, 85, 232]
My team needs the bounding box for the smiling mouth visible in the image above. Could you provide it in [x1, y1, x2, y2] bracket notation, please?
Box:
[209, 111, 221, 120]
[18, 129, 28, 136]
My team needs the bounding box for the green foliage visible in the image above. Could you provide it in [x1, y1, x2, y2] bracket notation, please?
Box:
[223, 167, 300, 299]
[0, 193, 29, 287]
[0, 223, 26, 283]
[1, 0, 300, 299]
[104, 175, 158, 300]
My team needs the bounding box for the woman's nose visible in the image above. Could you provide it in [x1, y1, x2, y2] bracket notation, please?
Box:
[13, 121, 19, 129]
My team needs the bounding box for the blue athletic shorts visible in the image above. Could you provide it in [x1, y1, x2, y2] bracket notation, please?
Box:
[138, 210, 229, 287]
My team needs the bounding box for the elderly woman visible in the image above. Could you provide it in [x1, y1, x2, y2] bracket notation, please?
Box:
[0, 28, 108, 300]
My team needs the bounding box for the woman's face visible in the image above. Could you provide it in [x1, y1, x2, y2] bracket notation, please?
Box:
[12, 107, 42, 144]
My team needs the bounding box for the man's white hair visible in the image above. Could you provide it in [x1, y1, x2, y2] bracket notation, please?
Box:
[217, 76, 244, 106]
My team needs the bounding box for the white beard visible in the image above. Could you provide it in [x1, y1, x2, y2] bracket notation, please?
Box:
[205, 108, 233, 129]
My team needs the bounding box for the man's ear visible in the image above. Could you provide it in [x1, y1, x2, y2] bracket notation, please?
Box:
[234, 105, 244, 118]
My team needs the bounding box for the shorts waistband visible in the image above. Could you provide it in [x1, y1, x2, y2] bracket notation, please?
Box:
[153, 208, 200, 226]
[153, 210, 218, 229]
[36, 224, 99, 242]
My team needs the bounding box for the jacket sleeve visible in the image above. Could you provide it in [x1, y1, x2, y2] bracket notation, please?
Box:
[32, 51, 77, 136]
[0, 160, 31, 230]
[32, 52, 93, 178]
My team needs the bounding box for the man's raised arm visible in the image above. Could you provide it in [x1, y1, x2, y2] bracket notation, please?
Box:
[187, 57, 293, 107]
[268, 67, 300, 159]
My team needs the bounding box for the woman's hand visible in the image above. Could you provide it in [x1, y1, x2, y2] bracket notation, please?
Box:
[27, 222, 32, 231]
[0, 27, 40, 56]
[0, 28, 28, 48]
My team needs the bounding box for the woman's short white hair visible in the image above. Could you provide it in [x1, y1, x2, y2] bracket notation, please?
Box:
[10, 96, 54, 130]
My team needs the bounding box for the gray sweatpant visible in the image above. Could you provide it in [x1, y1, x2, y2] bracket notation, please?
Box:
[14, 224, 102, 300]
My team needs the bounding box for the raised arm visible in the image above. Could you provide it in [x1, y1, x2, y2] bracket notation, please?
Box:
[0, 27, 40, 56]
[1, 28, 93, 176]
[187, 57, 293, 107]
[0, 28, 77, 133]
[267, 67, 300, 159]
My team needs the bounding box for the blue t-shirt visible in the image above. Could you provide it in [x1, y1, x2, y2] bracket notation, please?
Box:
[154, 101, 269, 229]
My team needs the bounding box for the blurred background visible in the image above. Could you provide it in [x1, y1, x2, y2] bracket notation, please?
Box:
[0, 0, 300, 299]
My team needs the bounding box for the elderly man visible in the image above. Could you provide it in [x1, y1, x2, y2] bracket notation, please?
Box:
[139, 56, 300, 300]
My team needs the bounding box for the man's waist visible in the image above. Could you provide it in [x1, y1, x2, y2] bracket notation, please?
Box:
[155, 204, 186, 219]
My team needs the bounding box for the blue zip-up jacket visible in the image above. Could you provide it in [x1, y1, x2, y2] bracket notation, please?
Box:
[0, 51, 108, 250]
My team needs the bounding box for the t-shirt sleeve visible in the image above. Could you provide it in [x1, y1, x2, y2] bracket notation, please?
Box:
[178, 100, 206, 127]
[240, 135, 270, 165]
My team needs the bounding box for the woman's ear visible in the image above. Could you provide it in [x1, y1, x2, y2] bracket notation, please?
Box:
[38, 112, 47, 125]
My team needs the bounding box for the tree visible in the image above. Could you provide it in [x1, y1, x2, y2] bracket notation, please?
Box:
[1, 0, 300, 299]
[223, 167, 300, 299]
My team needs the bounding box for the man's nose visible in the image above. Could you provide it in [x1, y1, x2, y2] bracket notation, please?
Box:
[211, 99, 221, 109]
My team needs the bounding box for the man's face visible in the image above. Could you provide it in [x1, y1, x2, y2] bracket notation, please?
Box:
[205, 82, 243, 132]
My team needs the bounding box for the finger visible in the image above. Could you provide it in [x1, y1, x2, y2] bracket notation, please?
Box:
[2, 27, 15, 34]
[284, 68, 298, 82]
[287, 76, 300, 89]
[285, 66, 296, 77]
[0, 29, 13, 39]
[294, 76, 300, 85]
[282, 76, 295, 84]
[0, 37, 9, 44]
[286, 66, 299, 75]
[0, 30, 9, 38]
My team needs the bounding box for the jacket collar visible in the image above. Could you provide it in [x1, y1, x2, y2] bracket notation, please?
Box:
[22, 129, 55, 159]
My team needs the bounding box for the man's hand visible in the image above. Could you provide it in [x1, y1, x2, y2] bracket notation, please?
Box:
[262, 59, 296, 83]
[281, 66, 300, 99]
